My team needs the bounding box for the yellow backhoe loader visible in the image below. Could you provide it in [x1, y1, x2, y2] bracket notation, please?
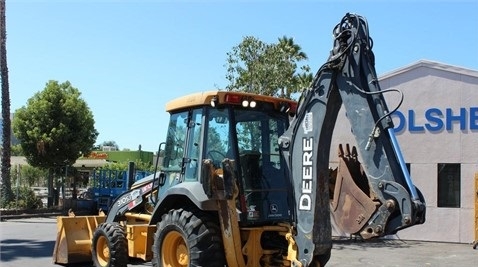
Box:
[53, 13, 426, 267]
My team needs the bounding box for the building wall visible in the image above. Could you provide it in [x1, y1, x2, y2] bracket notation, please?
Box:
[330, 62, 478, 243]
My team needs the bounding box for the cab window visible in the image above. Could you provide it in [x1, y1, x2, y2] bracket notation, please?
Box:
[163, 111, 187, 171]
[205, 108, 230, 168]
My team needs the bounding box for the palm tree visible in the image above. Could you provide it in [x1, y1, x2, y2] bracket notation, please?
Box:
[278, 36, 308, 60]
[295, 72, 314, 91]
[0, 0, 13, 206]
[277, 36, 309, 98]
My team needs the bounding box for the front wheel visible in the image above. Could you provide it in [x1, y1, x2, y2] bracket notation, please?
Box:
[152, 208, 225, 267]
[91, 222, 128, 267]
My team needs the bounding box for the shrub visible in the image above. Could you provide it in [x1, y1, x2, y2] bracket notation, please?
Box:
[3, 186, 43, 210]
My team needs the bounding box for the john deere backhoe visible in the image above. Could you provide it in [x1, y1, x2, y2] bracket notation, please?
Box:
[53, 13, 426, 267]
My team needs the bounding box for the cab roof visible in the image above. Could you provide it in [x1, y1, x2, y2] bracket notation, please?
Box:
[165, 91, 297, 114]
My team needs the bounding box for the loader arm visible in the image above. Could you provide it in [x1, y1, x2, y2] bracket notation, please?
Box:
[279, 13, 426, 267]
[105, 176, 158, 223]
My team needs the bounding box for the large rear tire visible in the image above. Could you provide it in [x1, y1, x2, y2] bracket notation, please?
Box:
[152, 208, 225, 267]
[91, 222, 128, 267]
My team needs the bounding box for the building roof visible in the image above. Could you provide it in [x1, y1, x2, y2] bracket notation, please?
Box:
[379, 59, 478, 80]
[72, 159, 108, 168]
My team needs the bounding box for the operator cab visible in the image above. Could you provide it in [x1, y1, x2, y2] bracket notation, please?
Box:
[160, 91, 296, 225]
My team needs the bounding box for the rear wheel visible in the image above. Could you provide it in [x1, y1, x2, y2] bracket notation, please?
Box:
[152, 208, 225, 267]
[91, 222, 128, 267]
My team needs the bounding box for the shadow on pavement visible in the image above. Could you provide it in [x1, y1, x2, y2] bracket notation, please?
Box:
[0, 238, 56, 262]
[332, 237, 417, 251]
[51, 257, 150, 267]
[0, 237, 150, 267]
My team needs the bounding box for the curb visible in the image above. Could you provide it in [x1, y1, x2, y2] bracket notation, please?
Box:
[0, 212, 63, 221]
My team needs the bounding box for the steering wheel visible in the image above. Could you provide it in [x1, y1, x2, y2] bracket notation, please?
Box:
[207, 150, 226, 167]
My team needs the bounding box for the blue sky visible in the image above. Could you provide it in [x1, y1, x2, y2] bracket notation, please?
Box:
[6, 0, 478, 152]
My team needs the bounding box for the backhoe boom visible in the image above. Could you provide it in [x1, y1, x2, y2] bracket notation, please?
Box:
[279, 13, 426, 267]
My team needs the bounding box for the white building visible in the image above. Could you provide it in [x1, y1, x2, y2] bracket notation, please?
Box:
[331, 60, 478, 243]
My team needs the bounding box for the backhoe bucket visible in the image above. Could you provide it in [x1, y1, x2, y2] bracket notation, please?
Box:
[53, 215, 105, 264]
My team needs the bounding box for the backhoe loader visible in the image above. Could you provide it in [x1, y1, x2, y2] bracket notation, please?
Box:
[53, 13, 426, 267]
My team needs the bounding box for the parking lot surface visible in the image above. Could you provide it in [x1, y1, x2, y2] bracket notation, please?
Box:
[0, 217, 476, 267]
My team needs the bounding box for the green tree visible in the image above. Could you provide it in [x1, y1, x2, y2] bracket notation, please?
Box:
[0, 0, 14, 207]
[100, 140, 119, 151]
[10, 164, 47, 187]
[12, 80, 98, 207]
[11, 144, 23, 156]
[225, 36, 312, 99]
[21, 165, 48, 186]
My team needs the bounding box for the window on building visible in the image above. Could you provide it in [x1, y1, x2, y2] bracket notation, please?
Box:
[437, 163, 461, 208]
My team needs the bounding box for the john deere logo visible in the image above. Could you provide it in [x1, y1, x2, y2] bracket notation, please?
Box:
[270, 204, 278, 213]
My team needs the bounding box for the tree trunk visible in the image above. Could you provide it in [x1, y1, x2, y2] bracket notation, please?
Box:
[0, 0, 14, 207]
[47, 168, 54, 207]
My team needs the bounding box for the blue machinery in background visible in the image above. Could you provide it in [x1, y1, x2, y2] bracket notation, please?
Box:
[91, 162, 151, 212]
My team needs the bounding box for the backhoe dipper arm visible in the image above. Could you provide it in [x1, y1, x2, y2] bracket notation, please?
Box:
[279, 13, 426, 267]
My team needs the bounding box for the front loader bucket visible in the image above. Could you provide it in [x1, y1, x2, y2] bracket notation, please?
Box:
[53, 215, 105, 264]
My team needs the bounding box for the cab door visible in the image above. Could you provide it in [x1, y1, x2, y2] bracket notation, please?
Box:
[183, 109, 204, 181]
[161, 108, 204, 191]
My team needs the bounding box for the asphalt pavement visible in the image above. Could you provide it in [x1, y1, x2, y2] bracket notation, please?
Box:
[0, 217, 476, 267]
